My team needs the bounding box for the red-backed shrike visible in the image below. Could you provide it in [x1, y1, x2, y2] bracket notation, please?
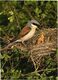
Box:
[15, 20, 40, 43]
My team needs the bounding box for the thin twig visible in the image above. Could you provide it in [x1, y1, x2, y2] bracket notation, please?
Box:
[21, 67, 57, 77]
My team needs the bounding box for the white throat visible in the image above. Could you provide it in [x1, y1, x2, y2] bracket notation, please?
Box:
[31, 24, 37, 29]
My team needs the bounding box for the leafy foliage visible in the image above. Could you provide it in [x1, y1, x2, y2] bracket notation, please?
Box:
[0, 1, 57, 79]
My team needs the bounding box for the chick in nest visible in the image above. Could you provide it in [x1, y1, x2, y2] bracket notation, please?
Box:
[36, 32, 45, 44]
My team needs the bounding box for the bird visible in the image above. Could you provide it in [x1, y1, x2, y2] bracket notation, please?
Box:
[0, 20, 40, 51]
[14, 19, 40, 43]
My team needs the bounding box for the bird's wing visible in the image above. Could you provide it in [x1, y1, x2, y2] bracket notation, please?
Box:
[18, 26, 31, 38]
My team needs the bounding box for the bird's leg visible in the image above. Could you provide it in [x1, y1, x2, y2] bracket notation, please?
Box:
[21, 41, 27, 47]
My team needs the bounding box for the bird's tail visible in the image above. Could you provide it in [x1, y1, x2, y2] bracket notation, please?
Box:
[0, 39, 22, 52]
[14, 39, 22, 43]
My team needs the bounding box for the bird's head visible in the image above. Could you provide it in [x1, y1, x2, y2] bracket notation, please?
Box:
[27, 20, 40, 29]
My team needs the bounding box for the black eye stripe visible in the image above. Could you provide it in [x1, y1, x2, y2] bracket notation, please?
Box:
[33, 23, 37, 25]
[32, 23, 38, 26]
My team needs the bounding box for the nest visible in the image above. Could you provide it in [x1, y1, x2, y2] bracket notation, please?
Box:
[26, 28, 57, 70]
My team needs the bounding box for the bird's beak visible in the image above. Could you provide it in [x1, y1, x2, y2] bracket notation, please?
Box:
[36, 21, 40, 30]
[36, 27, 39, 31]
[35, 22, 40, 30]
